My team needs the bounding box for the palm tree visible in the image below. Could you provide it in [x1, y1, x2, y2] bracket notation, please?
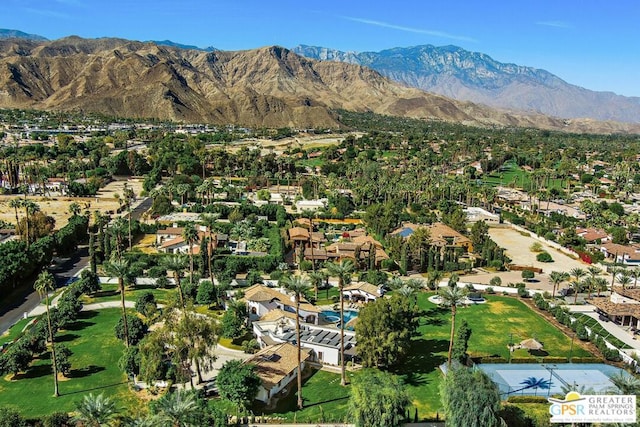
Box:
[22, 199, 39, 247]
[282, 275, 311, 409]
[73, 393, 118, 427]
[569, 268, 587, 304]
[308, 270, 325, 301]
[439, 274, 467, 367]
[631, 268, 640, 288]
[199, 213, 221, 285]
[607, 371, 640, 395]
[103, 256, 131, 347]
[549, 271, 569, 298]
[593, 277, 609, 297]
[427, 270, 444, 291]
[154, 389, 197, 427]
[182, 223, 199, 287]
[586, 266, 602, 298]
[617, 271, 633, 290]
[68, 201, 81, 217]
[34, 271, 59, 397]
[326, 259, 355, 386]
[153, 389, 198, 426]
[161, 255, 189, 309]
[8, 197, 22, 231]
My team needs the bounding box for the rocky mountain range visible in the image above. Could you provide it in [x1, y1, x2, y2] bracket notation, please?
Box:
[292, 44, 640, 124]
[0, 34, 639, 133]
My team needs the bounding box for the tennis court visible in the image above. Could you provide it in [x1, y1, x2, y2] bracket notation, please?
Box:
[478, 363, 629, 397]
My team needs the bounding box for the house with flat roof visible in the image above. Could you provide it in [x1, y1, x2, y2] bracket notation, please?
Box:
[252, 315, 357, 366]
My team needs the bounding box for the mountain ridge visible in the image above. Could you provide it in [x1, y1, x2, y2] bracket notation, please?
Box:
[292, 44, 640, 124]
[0, 35, 639, 134]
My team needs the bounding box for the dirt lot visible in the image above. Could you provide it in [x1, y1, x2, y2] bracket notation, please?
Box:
[488, 227, 589, 274]
[0, 178, 144, 230]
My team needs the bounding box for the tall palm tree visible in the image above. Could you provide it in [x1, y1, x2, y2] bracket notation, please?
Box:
[199, 213, 221, 284]
[549, 271, 569, 299]
[282, 275, 311, 409]
[308, 270, 325, 301]
[586, 266, 602, 298]
[73, 393, 118, 427]
[326, 259, 355, 386]
[161, 255, 189, 309]
[8, 197, 21, 231]
[439, 274, 467, 367]
[569, 268, 587, 304]
[103, 256, 131, 347]
[22, 199, 39, 247]
[34, 271, 59, 397]
[182, 223, 199, 287]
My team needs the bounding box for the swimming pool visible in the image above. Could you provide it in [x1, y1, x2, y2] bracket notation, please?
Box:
[320, 309, 358, 324]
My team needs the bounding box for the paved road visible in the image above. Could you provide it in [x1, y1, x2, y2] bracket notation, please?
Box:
[0, 247, 89, 335]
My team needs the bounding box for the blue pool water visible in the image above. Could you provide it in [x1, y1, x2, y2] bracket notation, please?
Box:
[321, 309, 358, 324]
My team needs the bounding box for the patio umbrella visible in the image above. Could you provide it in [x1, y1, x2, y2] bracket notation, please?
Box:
[519, 338, 543, 351]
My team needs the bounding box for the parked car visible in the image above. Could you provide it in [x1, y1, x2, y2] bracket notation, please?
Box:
[204, 380, 218, 397]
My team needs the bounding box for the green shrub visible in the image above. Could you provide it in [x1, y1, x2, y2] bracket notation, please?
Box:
[570, 357, 602, 363]
[536, 252, 553, 262]
[479, 356, 508, 364]
[509, 357, 538, 363]
[507, 395, 548, 404]
[541, 356, 568, 363]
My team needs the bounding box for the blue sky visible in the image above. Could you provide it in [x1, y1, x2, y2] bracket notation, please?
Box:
[2, 0, 639, 96]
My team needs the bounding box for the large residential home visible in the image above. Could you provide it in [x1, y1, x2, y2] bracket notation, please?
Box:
[243, 284, 320, 324]
[576, 227, 610, 244]
[323, 235, 390, 267]
[591, 287, 640, 330]
[391, 222, 473, 252]
[599, 242, 640, 266]
[252, 314, 357, 366]
[247, 342, 312, 405]
[342, 282, 384, 303]
[157, 226, 228, 255]
[155, 226, 184, 245]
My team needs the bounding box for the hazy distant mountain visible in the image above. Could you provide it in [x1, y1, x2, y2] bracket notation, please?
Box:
[293, 44, 640, 124]
[150, 40, 217, 52]
[0, 29, 48, 41]
[0, 36, 639, 133]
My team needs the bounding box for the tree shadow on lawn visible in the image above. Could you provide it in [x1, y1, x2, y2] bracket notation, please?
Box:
[62, 321, 95, 331]
[68, 365, 105, 378]
[391, 338, 448, 386]
[93, 290, 119, 298]
[15, 363, 51, 380]
[63, 379, 127, 395]
[55, 333, 80, 343]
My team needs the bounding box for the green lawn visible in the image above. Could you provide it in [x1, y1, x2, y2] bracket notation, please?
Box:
[83, 283, 177, 306]
[0, 318, 31, 346]
[253, 369, 354, 424]
[482, 160, 566, 191]
[0, 309, 141, 418]
[261, 293, 592, 422]
[417, 293, 593, 360]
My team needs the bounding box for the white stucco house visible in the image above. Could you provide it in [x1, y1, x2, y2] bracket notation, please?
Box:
[248, 342, 312, 404]
[243, 284, 320, 324]
[252, 314, 357, 366]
